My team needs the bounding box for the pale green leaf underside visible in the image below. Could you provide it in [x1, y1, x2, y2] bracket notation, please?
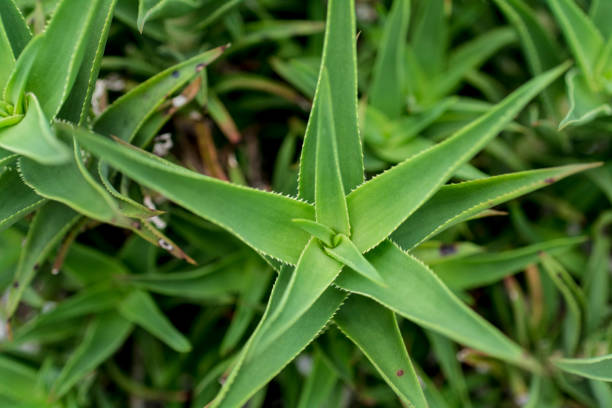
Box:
[553, 355, 612, 382]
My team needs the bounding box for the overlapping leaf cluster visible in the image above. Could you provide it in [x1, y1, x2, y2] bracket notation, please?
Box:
[0, 0, 610, 407]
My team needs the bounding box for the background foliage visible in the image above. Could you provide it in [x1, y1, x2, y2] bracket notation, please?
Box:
[0, 0, 611, 407]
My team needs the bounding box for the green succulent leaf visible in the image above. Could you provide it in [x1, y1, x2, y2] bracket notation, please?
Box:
[65, 123, 314, 264]
[0, 94, 70, 164]
[335, 295, 427, 408]
[0, 356, 46, 404]
[298, 0, 363, 202]
[559, 68, 612, 129]
[324, 234, 386, 287]
[0, 0, 31, 58]
[0, 168, 43, 231]
[94, 45, 227, 144]
[118, 290, 192, 353]
[547, 0, 604, 89]
[553, 355, 612, 382]
[347, 63, 569, 253]
[335, 240, 535, 370]
[392, 163, 600, 250]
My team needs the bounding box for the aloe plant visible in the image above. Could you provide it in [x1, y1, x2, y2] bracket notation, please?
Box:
[1, 0, 610, 406]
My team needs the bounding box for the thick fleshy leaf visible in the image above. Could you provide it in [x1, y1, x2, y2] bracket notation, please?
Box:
[347, 63, 569, 253]
[392, 163, 600, 250]
[335, 240, 535, 369]
[213, 285, 347, 408]
[325, 235, 385, 286]
[0, 168, 43, 231]
[118, 290, 191, 353]
[335, 295, 427, 408]
[314, 69, 349, 234]
[411, 0, 446, 77]
[58, 0, 118, 124]
[0, 0, 31, 58]
[0, 94, 70, 164]
[0, 18, 15, 91]
[4, 202, 79, 317]
[69, 124, 314, 264]
[19, 138, 126, 224]
[23, 0, 105, 118]
[260, 240, 342, 351]
[51, 313, 132, 398]
[559, 68, 612, 129]
[298, 0, 362, 202]
[553, 355, 612, 382]
[546, 0, 604, 88]
[584, 212, 612, 332]
[368, 0, 410, 118]
[94, 45, 226, 144]
[431, 237, 586, 290]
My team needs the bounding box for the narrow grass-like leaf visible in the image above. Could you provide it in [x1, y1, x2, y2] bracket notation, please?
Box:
[127, 253, 247, 300]
[347, 63, 569, 253]
[314, 69, 349, 234]
[546, 0, 603, 89]
[69, 124, 313, 264]
[432, 237, 586, 290]
[493, 0, 563, 118]
[220, 259, 272, 355]
[368, 0, 410, 118]
[0, 168, 43, 231]
[335, 240, 534, 369]
[296, 351, 337, 408]
[299, 0, 362, 202]
[94, 45, 226, 144]
[553, 355, 612, 382]
[0, 94, 70, 164]
[4, 202, 79, 317]
[51, 313, 132, 398]
[540, 254, 582, 355]
[392, 164, 599, 250]
[0, 19, 15, 91]
[584, 212, 612, 332]
[335, 295, 427, 407]
[118, 290, 191, 353]
[0, 0, 31, 58]
[432, 27, 516, 100]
